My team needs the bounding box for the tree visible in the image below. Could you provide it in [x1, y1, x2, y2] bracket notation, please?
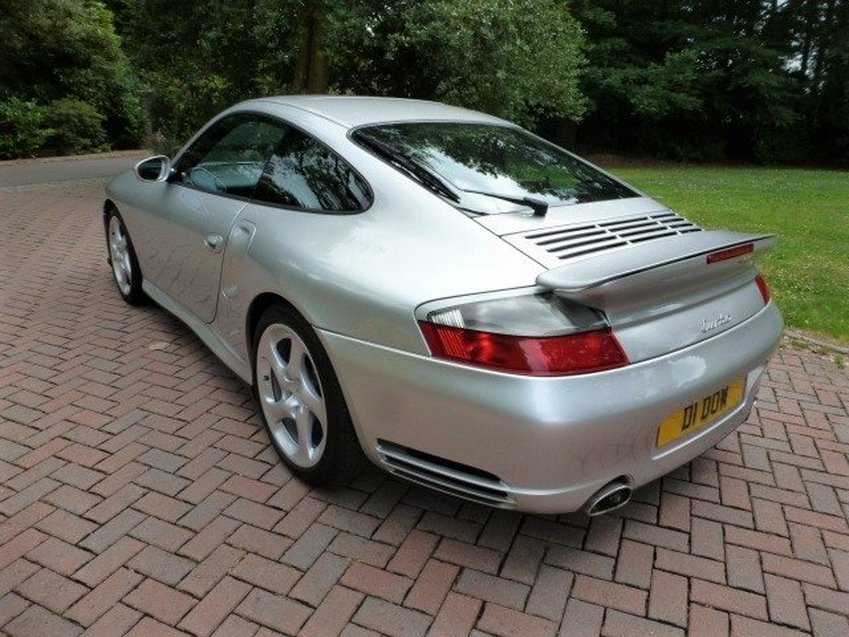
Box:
[571, 0, 811, 162]
[782, 0, 849, 163]
[13, 0, 844, 164]
[324, 0, 586, 125]
[0, 0, 142, 157]
[116, 0, 306, 149]
[116, 0, 586, 149]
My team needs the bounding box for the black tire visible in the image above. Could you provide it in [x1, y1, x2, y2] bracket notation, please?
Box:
[253, 303, 363, 485]
[105, 208, 146, 305]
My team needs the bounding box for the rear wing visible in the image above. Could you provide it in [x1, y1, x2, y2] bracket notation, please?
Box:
[537, 231, 775, 306]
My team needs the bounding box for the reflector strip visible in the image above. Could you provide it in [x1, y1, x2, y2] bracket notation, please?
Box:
[707, 243, 754, 264]
[755, 274, 771, 304]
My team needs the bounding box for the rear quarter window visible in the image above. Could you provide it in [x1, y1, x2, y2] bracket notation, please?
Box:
[253, 128, 371, 213]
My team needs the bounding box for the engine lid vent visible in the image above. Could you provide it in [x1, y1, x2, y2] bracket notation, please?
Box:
[506, 212, 702, 266]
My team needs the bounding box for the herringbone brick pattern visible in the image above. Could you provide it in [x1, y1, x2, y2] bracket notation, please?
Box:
[1, 178, 848, 637]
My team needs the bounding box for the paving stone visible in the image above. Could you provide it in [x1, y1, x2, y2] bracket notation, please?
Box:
[340, 562, 413, 605]
[230, 553, 300, 596]
[178, 576, 251, 637]
[352, 597, 430, 637]
[402, 558, 458, 616]
[289, 553, 351, 607]
[235, 587, 311, 635]
[127, 545, 195, 586]
[299, 585, 364, 637]
[476, 602, 557, 637]
[425, 592, 480, 637]
[17, 567, 88, 614]
[65, 567, 142, 626]
[4, 603, 82, 637]
[124, 577, 197, 625]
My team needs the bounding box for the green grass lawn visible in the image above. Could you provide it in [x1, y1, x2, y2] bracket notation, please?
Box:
[606, 165, 849, 344]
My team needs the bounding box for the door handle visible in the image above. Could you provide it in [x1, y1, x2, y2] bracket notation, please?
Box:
[204, 234, 224, 253]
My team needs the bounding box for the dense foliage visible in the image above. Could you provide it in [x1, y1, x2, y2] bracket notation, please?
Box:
[1, 0, 847, 164]
[0, 0, 141, 158]
[572, 0, 849, 163]
[324, 0, 586, 125]
[108, 0, 585, 152]
[109, 0, 304, 148]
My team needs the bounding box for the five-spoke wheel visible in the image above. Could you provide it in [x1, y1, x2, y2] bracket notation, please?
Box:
[256, 324, 328, 468]
[253, 304, 362, 484]
[106, 209, 145, 305]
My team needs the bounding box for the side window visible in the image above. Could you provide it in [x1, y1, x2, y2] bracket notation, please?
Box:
[174, 114, 287, 198]
[253, 128, 371, 212]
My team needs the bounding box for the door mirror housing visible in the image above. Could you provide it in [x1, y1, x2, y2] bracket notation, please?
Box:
[135, 155, 173, 182]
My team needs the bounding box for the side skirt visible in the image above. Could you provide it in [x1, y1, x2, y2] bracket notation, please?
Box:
[142, 280, 252, 384]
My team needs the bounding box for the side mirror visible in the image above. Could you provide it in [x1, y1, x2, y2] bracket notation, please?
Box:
[134, 155, 173, 182]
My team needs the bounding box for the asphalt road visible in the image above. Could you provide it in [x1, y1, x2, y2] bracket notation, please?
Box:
[0, 151, 150, 188]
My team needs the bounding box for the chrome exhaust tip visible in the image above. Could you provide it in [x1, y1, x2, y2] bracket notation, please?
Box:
[583, 479, 632, 517]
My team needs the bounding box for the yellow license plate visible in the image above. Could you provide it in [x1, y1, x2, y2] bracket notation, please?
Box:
[657, 378, 746, 447]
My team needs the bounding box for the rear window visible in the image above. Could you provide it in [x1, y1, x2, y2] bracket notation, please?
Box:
[352, 122, 636, 209]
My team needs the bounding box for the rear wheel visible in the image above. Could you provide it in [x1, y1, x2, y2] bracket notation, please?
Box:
[253, 304, 363, 484]
[106, 209, 146, 305]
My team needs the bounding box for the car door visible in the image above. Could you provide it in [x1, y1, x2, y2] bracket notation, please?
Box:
[148, 113, 288, 322]
[215, 122, 374, 355]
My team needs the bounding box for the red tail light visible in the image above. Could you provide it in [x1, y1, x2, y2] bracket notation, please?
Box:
[755, 274, 771, 304]
[419, 322, 629, 376]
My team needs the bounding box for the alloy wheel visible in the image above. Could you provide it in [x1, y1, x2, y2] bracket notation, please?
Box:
[108, 215, 132, 296]
[256, 323, 328, 468]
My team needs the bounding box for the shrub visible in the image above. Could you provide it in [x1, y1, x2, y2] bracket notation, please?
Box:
[0, 98, 50, 159]
[42, 99, 107, 155]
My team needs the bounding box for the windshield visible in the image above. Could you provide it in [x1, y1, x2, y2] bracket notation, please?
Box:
[352, 122, 637, 211]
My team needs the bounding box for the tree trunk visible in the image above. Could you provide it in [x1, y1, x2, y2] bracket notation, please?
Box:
[292, 3, 328, 94]
[811, 0, 835, 107]
[307, 8, 327, 93]
[800, 0, 813, 78]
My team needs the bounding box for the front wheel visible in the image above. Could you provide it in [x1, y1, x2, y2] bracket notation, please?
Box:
[106, 209, 146, 305]
[253, 304, 363, 485]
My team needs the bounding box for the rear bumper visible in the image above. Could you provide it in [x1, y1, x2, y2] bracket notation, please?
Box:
[320, 302, 783, 514]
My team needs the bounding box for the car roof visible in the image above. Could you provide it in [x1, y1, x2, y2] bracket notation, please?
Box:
[245, 95, 509, 129]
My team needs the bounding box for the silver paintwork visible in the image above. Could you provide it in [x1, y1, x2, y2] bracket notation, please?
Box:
[320, 305, 781, 513]
[105, 96, 784, 513]
[142, 280, 247, 378]
[535, 231, 774, 294]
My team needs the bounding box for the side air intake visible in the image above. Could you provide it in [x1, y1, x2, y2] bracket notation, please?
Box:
[376, 440, 515, 508]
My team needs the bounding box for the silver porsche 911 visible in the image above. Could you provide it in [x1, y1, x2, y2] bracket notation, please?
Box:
[104, 96, 783, 514]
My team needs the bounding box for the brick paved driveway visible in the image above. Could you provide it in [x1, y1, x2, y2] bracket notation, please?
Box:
[1, 177, 848, 637]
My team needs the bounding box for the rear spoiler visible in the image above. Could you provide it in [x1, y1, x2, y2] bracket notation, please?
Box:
[537, 230, 775, 303]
